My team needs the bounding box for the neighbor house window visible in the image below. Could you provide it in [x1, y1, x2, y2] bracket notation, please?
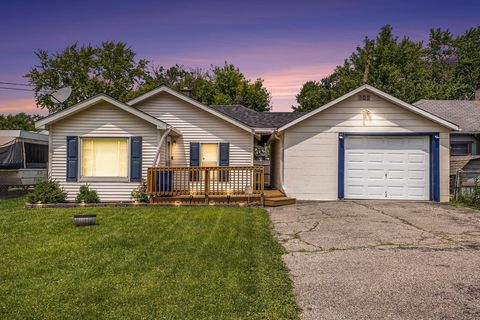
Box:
[450, 142, 472, 156]
[81, 138, 128, 177]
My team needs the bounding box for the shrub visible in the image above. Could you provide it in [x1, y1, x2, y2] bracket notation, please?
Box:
[75, 184, 100, 203]
[27, 179, 67, 204]
[459, 177, 480, 206]
[131, 179, 148, 202]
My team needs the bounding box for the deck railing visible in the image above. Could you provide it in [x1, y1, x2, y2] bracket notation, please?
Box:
[147, 166, 264, 198]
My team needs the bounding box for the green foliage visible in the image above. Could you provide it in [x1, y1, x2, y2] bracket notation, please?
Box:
[0, 113, 41, 131]
[0, 197, 299, 319]
[75, 184, 100, 203]
[26, 41, 272, 113]
[459, 177, 480, 206]
[130, 63, 272, 111]
[26, 179, 67, 204]
[294, 25, 480, 112]
[25, 42, 149, 113]
[131, 179, 148, 203]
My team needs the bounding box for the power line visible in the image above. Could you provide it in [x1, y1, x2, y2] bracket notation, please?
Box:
[0, 86, 34, 92]
[0, 81, 33, 87]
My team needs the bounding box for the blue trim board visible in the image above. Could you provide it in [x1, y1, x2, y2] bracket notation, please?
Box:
[431, 134, 440, 201]
[338, 132, 440, 201]
[338, 133, 345, 199]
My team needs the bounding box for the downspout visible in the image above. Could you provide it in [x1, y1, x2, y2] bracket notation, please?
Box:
[272, 131, 288, 195]
[153, 127, 172, 166]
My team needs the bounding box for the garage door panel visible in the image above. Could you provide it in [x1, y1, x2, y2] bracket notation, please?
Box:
[345, 136, 429, 200]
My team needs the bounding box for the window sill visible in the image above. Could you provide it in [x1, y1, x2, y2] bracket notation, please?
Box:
[79, 177, 130, 183]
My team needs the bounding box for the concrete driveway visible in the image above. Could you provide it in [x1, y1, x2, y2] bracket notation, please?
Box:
[268, 201, 480, 320]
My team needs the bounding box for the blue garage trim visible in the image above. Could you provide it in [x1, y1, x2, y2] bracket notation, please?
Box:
[430, 134, 440, 201]
[338, 132, 441, 201]
[338, 133, 345, 199]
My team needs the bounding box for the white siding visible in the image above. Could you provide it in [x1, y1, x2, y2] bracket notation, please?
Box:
[134, 92, 253, 167]
[50, 102, 160, 201]
[270, 137, 283, 191]
[283, 91, 451, 202]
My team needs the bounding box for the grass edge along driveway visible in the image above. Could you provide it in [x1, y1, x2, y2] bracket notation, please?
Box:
[0, 197, 299, 320]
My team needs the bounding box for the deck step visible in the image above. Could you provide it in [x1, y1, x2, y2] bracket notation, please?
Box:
[264, 189, 286, 198]
[264, 196, 296, 207]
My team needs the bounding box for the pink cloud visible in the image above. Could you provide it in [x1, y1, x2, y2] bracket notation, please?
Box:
[0, 98, 46, 115]
[250, 63, 337, 111]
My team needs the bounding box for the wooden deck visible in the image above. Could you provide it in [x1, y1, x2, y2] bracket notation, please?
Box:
[147, 166, 264, 205]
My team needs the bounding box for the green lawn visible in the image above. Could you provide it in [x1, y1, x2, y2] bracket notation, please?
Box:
[0, 196, 299, 320]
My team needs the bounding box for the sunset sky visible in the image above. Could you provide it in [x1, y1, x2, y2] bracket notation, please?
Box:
[0, 0, 478, 114]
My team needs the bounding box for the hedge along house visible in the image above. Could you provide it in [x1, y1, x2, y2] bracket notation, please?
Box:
[36, 84, 458, 204]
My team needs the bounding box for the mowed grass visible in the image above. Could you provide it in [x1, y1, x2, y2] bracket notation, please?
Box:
[0, 196, 299, 320]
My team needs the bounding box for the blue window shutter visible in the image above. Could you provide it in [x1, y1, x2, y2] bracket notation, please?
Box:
[219, 143, 230, 166]
[130, 137, 142, 182]
[190, 142, 200, 166]
[66, 136, 78, 182]
[219, 143, 230, 182]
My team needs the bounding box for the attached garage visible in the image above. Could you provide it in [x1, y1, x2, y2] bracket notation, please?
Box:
[275, 85, 458, 202]
[342, 135, 432, 200]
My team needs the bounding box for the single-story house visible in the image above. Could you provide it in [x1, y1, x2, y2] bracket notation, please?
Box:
[36, 84, 459, 203]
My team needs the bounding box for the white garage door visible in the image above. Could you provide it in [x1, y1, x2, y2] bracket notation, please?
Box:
[345, 136, 430, 200]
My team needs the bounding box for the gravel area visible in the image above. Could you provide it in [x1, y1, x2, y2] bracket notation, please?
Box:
[268, 201, 480, 320]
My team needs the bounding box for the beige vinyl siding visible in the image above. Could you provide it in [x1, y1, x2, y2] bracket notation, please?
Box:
[270, 136, 283, 191]
[134, 92, 253, 167]
[283, 91, 451, 201]
[50, 102, 160, 201]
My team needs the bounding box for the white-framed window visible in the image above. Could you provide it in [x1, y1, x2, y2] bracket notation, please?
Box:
[81, 138, 129, 178]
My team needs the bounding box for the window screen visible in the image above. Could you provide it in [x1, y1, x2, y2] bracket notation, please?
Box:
[24, 143, 48, 168]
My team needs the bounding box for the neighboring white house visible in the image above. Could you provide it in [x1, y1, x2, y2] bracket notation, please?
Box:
[36, 84, 459, 202]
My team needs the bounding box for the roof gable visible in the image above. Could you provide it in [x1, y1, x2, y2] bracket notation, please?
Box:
[278, 85, 459, 132]
[35, 94, 170, 131]
[127, 86, 253, 133]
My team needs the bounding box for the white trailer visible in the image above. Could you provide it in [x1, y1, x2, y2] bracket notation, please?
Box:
[0, 130, 48, 192]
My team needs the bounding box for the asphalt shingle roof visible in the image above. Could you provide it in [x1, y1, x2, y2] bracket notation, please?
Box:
[414, 100, 480, 133]
[210, 105, 307, 129]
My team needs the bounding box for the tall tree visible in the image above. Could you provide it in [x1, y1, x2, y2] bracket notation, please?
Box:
[0, 113, 41, 131]
[130, 63, 272, 112]
[452, 27, 480, 99]
[27, 42, 272, 112]
[26, 42, 149, 113]
[294, 25, 480, 112]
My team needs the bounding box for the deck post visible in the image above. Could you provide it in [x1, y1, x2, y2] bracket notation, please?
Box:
[204, 168, 210, 205]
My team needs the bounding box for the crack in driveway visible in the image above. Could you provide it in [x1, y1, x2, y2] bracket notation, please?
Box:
[268, 201, 480, 320]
